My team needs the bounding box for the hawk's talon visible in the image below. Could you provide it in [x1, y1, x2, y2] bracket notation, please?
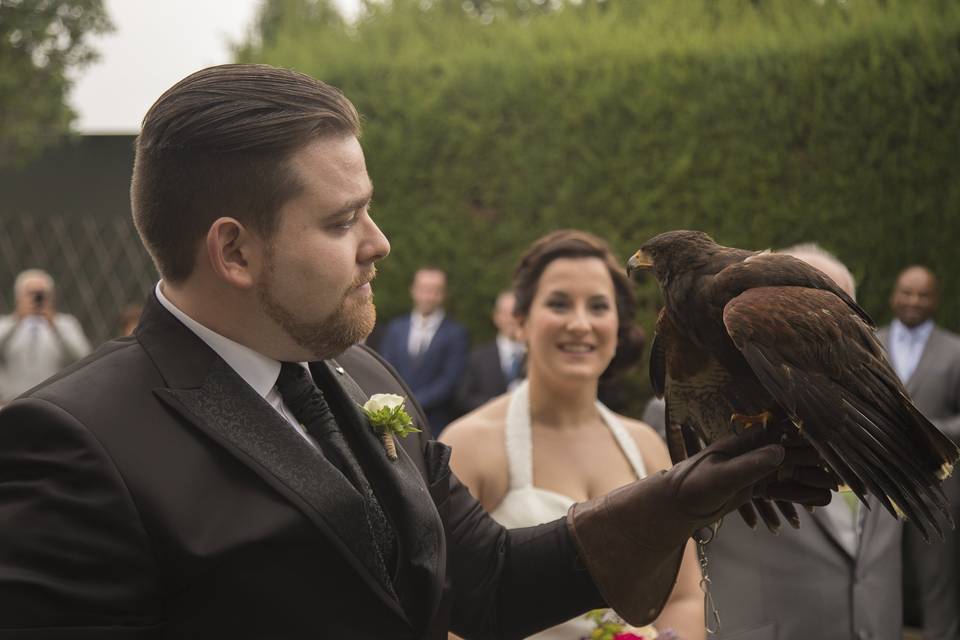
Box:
[730, 410, 774, 431]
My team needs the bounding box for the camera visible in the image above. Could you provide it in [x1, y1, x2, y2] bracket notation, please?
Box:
[32, 290, 45, 307]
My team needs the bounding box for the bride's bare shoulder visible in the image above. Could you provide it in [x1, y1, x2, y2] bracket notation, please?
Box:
[440, 394, 510, 446]
[617, 414, 673, 473]
[439, 394, 511, 504]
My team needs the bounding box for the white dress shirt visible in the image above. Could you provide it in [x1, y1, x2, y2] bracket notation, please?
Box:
[155, 283, 315, 445]
[889, 318, 934, 383]
[407, 310, 445, 358]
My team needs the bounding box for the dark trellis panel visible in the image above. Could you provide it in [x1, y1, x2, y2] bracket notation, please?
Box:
[0, 213, 158, 347]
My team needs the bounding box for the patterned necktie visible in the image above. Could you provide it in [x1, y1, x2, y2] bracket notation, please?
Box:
[275, 362, 398, 594]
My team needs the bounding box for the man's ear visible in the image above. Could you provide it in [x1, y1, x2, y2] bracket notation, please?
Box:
[205, 217, 264, 290]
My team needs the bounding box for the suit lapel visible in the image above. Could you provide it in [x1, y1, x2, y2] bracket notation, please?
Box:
[421, 318, 446, 360]
[137, 296, 408, 623]
[398, 315, 415, 371]
[905, 327, 940, 394]
[320, 359, 446, 629]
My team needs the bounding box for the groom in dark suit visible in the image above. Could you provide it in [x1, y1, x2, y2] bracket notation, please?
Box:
[0, 64, 832, 639]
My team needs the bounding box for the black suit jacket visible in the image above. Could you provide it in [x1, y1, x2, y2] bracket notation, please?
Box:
[457, 340, 509, 415]
[0, 295, 602, 639]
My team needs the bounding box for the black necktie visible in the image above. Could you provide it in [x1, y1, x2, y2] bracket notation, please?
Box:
[275, 362, 398, 594]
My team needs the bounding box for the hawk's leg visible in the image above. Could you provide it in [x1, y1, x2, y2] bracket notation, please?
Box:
[730, 410, 774, 432]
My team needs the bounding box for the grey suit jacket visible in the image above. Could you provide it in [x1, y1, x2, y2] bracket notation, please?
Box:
[706, 499, 902, 640]
[877, 325, 960, 443]
[879, 324, 960, 640]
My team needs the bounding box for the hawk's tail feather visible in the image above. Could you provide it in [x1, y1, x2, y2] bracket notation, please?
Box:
[857, 355, 960, 484]
[843, 396, 951, 521]
[833, 422, 943, 542]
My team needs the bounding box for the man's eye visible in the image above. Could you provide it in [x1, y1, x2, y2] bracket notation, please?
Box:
[331, 215, 357, 230]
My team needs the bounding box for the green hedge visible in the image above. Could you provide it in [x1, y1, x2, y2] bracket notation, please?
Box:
[239, 0, 960, 410]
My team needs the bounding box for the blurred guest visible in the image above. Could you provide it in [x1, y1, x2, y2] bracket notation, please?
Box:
[379, 267, 469, 435]
[0, 269, 91, 401]
[641, 396, 666, 441]
[116, 303, 144, 337]
[645, 244, 905, 640]
[442, 230, 703, 640]
[879, 265, 960, 640]
[456, 290, 525, 414]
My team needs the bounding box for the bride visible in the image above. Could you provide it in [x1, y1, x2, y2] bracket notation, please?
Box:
[441, 230, 703, 639]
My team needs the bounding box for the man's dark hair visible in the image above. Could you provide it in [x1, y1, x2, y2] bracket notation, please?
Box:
[131, 64, 361, 282]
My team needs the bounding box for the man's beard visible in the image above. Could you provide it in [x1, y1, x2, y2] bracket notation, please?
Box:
[257, 259, 376, 360]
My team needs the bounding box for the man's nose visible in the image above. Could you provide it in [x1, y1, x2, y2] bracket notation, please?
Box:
[361, 217, 390, 263]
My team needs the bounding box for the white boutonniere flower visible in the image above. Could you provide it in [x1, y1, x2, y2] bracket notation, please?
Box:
[361, 393, 421, 461]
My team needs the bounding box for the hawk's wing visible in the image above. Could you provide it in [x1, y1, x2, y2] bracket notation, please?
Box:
[723, 285, 958, 542]
[654, 310, 789, 531]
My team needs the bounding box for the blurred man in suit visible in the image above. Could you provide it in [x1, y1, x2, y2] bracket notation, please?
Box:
[644, 244, 905, 640]
[379, 267, 469, 435]
[457, 290, 525, 414]
[879, 265, 960, 640]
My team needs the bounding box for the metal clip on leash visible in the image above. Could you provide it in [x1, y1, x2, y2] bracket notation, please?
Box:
[693, 520, 721, 635]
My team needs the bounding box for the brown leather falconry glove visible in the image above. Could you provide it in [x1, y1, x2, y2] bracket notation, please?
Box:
[567, 427, 834, 625]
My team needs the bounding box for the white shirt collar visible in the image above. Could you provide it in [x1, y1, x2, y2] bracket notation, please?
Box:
[155, 282, 288, 399]
[495, 333, 524, 357]
[412, 309, 445, 329]
[891, 318, 935, 344]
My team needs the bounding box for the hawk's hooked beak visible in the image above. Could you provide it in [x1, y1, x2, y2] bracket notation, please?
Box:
[627, 250, 653, 278]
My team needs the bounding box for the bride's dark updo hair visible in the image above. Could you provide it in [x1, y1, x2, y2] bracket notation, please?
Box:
[512, 229, 645, 379]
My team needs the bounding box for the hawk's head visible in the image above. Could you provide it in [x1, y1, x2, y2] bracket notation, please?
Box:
[628, 229, 722, 285]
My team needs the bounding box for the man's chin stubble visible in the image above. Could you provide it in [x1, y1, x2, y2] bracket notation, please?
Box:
[259, 289, 375, 360]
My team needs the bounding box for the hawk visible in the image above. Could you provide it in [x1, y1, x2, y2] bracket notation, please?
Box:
[630, 230, 958, 541]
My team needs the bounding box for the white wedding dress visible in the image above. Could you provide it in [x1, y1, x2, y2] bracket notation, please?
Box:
[489, 380, 648, 640]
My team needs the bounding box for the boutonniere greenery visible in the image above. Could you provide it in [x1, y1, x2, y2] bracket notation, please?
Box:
[361, 393, 421, 461]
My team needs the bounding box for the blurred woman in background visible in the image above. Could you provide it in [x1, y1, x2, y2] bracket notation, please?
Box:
[441, 230, 703, 640]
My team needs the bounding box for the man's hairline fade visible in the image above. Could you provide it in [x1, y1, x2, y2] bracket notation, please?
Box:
[131, 64, 362, 284]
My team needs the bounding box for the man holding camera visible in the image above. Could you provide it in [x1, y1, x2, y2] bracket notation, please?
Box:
[0, 268, 91, 402]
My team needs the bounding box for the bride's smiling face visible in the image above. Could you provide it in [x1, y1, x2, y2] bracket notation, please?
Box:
[518, 256, 619, 383]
